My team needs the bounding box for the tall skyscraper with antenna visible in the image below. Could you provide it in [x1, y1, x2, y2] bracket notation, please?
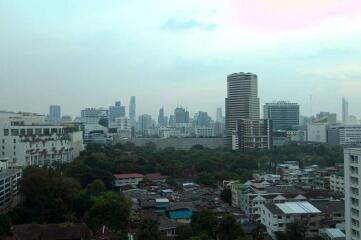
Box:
[342, 97, 349, 124]
[129, 96, 136, 126]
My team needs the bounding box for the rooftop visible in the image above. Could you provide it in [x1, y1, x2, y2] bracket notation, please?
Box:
[114, 173, 144, 179]
[267, 201, 321, 215]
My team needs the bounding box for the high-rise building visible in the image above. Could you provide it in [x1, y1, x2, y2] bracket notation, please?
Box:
[216, 107, 223, 123]
[232, 119, 272, 150]
[129, 96, 136, 126]
[158, 107, 166, 127]
[109, 101, 126, 123]
[196, 111, 211, 127]
[49, 105, 61, 123]
[263, 101, 300, 131]
[343, 97, 349, 124]
[81, 108, 109, 124]
[174, 107, 189, 124]
[225, 72, 260, 147]
[344, 148, 361, 240]
[138, 114, 153, 134]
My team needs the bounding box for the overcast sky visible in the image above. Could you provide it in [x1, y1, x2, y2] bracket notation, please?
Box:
[1, 0, 360, 119]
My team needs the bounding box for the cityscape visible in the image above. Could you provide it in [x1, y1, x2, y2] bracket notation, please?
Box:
[1, 1, 361, 240]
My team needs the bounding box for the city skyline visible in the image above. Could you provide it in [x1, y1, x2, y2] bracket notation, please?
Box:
[1, 1, 361, 118]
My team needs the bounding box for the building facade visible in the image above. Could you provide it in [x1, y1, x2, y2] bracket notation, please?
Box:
[81, 108, 109, 124]
[49, 105, 61, 124]
[225, 72, 260, 148]
[344, 148, 361, 240]
[263, 101, 300, 131]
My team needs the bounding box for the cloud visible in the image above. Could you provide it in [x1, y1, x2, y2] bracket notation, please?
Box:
[162, 18, 216, 31]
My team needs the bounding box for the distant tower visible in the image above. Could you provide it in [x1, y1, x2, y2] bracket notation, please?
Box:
[129, 96, 136, 126]
[216, 107, 223, 122]
[158, 107, 165, 127]
[109, 101, 125, 123]
[225, 72, 260, 147]
[49, 105, 61, 123]
[342, 97, 349, 124]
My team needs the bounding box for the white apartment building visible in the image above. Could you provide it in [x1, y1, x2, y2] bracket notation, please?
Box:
[80, 108, 109, 124]
[0, 158, 22, 212]
[113, 173, 144, 188]
[330, 173, 344, 195]
[0, 113, 83, 167]
[195, 127, 214, 137]
[345, 148, 361, 240]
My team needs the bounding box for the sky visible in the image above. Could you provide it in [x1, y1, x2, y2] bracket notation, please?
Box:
[0, 0, 361, 120]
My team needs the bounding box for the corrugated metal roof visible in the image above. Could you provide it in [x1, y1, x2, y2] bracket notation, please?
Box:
[276, 201, 321, 214]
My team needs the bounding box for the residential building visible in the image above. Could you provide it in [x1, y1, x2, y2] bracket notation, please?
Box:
[48, 105, 61, 124]
[113, 173, 144, 187]
[344, 148, 361, 240]
[232, 119, 272, 150]
[261, 200, 344, 239]
[0, 158, 21, 212]
[319, 228, 346, 240]
[225, 72, 260, 148]
[263, 101, 300, 131]
[330, 172, 344, 195]
[0, 113, 83, 167]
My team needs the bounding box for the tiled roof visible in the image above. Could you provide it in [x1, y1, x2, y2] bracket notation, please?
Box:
[113, 173, 144, 179]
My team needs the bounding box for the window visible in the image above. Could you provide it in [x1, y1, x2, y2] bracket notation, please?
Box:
[1, 139, 4, 144]
[26, 128, 33, 136]
[35, 128, 42, 135]
[3, 129, 9, 136]
[13, 139, 16, 143]
[11, 129, 19, 136]
[20, 129, 25, 136]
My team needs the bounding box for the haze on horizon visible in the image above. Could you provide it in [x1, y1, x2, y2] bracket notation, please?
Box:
[0, 0, 360, 120]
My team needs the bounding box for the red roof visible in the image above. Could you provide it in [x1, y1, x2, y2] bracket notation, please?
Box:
[114, 173, 144, 179]
[145, 173, 167, 181]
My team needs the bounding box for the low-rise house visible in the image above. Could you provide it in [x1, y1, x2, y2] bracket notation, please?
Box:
[114, 173, 144, 188]
[319, 228, 346, 240]
[145, 173, 167, 183]
[167, 207, 193, 224]
[260, 200, 345, 239]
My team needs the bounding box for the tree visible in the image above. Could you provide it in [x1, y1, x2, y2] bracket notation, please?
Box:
[217, 214, 244, 240]
[84, 192, 131, 231]
[0, 214, 12, 236]
[191, 211, 218, 239]
[252, 223, 265, 240]
[275, 232, 287, 240]
[137, 219, 165, 240]
[85, 179, 106, 196]
[286, 222, 306, 240]
[21, 166, 81, 223]
[221, 188, 232, 206]
[176, 224, 193, 240]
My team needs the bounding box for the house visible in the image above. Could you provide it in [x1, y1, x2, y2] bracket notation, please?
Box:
[113, 173, 144, 187]
[167, 207, 193, 224]
[3, 223, 93, 240]
[145, 173, 167, 182]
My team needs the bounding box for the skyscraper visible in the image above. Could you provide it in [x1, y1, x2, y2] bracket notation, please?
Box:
[129, 96, 136, 126]
[344, 148, 361, 240]
[196, 111, 211, 127]
[174, 107, 189, 124]
[158, 107, 166, 127]
[225, 72, 260, 147]
[263, 101, 300, 131]
[49, 105, 61, 123]
[216, 107, 223, 123]
[343, 97, 349, 124]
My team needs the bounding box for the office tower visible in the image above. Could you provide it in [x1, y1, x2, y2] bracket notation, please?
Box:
[344, 148, 361, 240]
[216, 107, 223, 122]
[232, 119, 272, 150]
[225, 72, 260, 147]
[196, 111, 211, 127]
[80, 108, 109, 124]
[315, 112, 337, 124]
[174, 107, 189, 124]
[169, 115, 175, 127]
[129, 96, 136, 125]
[158, 107, 166, 127]
[138, 114, 153, 134]
[263, 101, 300, 131]
[49, 105, 61, 123]
[343, 97, 349, 124]
[109, 101, 126, 123]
